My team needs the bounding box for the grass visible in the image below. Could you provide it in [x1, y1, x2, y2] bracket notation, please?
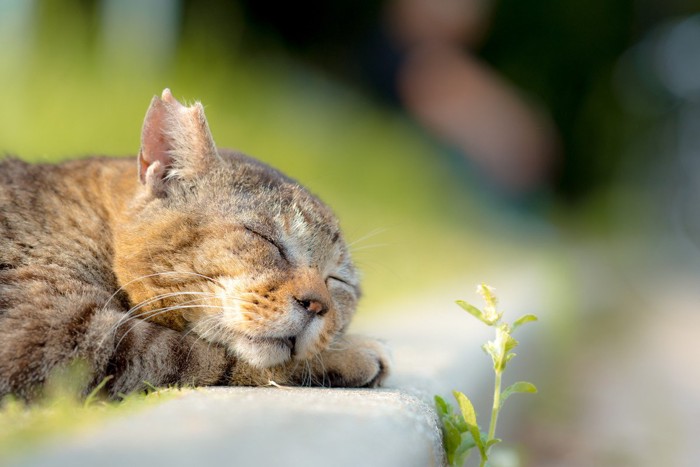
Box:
[0, 390, 183, 460]
[0, 363, 186, 461]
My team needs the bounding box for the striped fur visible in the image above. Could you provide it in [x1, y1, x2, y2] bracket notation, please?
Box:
[0, 91, 389, 401]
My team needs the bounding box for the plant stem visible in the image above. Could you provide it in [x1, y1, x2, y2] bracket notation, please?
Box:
[489, 370, 502, 441]
[478, 368, 503, 467]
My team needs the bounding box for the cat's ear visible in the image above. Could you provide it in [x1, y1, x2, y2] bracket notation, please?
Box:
[138, 88, 220, 191]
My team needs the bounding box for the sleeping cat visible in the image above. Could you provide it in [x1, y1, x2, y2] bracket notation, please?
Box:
[0, 89, 390, 400]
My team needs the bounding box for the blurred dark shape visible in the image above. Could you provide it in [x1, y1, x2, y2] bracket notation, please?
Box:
[479, 0, 639, 201]
[397, 45, 558, 194]
[231, 0, 699, 203]
[236, 0, 558, 198]
[385, 0, 558, 196]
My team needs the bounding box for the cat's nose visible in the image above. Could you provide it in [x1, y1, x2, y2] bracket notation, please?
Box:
[295, 295, 329, 317]
[293, 268, 331, 317]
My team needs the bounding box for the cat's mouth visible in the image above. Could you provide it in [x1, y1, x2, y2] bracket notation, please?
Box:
[235, 334, 298, 368]
[250, 335, 296, 351]
[278, 335, 296, 356]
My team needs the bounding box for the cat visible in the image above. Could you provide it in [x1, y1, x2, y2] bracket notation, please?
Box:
[0, 89, 390, 401]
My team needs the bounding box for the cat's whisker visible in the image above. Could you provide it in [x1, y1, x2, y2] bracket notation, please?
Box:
[307, 356, 318, 387]
[289, 359, 302, 379]
[211, 326, 241, 345]
[109, 288, 260, 336]
[327, 341, 351, 352]
[191, 317, 225, 343]
[113, 303, 221, 351]
[105, 292, 216, 338]
[302, 360, 311, 387]
[100, 271, 223, 315]
[99, 296, 209, 350]
[347, 227, 388, 248]
[193, 328, 219, 358]
[183, 312, 219, 335]
[186, 319, 226, 361]
[105, 289, 276, 356]
[111, 291, 214, 332]
[314, 353, 328, 388]
[107, 279, 248, 339]
[107, 283, 280, 342]
[127, 291, 217, 314]
[348, 242, 390, 253]
[111, 304, 206, 349]
[129, 293, 214, 316]
[113, 305, 197, 346]
[110, 299, 263, 353]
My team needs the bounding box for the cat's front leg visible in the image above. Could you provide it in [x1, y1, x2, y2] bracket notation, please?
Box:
[0, 267, 236, 400]
[291, 334, 391, 388]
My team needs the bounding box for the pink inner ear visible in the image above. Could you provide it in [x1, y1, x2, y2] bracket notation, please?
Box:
[138, 97, 173, 185]
[138, 89, 219, 186]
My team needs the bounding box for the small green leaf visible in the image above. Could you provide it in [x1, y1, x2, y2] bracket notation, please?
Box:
[450, 412, 468, 433]
[512, 314, 538, 331]
[454, 435, 476, 466]
[477, 284, 502, 324]
[486, 438, 502, 449]
[456, 300, 489, 324]
[500, 381, 538, 408]
[143, 380, 159, 394]
[501, 329, 519, 354]
[435, 395, 449, 416]
[442, 418, 463, 465]
[499, 352, 517, 371]
[459, 434, 477, 452]
[83, 375, 113, 408]
[477, 283, 498, 310]
[482, 342, 498, 368]
[452, 391, 477, 427]
[453, 391, 486, 458]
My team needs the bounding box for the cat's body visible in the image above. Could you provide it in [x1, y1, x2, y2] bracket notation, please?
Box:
[0, 90, 389, 400]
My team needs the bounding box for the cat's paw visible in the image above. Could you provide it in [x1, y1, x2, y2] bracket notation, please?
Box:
[316, 334, 391, 388]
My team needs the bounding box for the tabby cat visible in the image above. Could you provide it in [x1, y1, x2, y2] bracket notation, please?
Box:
[0, 89, 389, 400]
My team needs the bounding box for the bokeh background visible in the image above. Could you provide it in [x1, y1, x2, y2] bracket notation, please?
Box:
[1, 0, 700, 465]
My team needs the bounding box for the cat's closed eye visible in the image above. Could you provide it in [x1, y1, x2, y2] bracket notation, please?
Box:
[326, 276, 356, 292]
[244, 225, 289, 263]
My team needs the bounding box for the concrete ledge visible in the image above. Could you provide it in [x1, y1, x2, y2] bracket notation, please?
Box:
[13, 387, 444, 467]
[9, 275, 547, 467]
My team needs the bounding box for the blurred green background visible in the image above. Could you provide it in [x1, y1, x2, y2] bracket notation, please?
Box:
[1, 0, 700, 465]
[0, 0, 552, 311]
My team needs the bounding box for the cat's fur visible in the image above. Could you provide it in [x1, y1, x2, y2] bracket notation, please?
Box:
[0, 89, 389, 400]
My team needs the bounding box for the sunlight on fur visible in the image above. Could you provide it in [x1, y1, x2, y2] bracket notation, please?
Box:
[0, 90, 391, 401]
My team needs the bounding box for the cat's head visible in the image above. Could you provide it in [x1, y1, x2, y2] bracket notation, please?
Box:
[113, 89, 360, 368]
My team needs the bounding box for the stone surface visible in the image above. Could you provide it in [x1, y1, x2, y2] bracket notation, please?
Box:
[7, 273, 550, 467]
[12, 388, 443, 467]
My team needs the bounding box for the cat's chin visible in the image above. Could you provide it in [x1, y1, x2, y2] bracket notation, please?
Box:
[234, 335, 296, 368]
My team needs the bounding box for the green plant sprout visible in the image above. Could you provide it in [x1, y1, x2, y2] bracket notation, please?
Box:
[0, 363, 182, 459]
[435, 284, 538, 467]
